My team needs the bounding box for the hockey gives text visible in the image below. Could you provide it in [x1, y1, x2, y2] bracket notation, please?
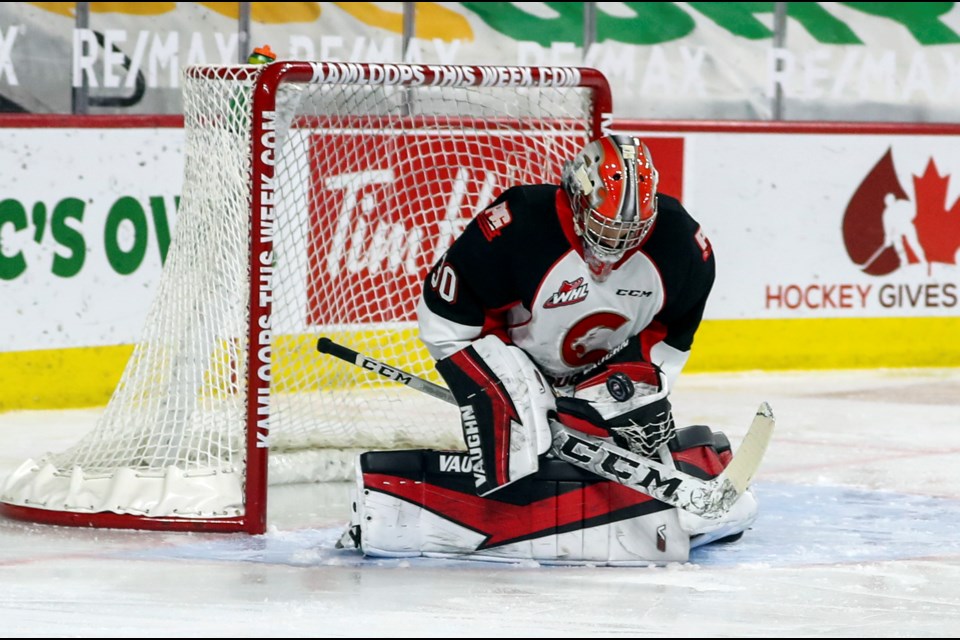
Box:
[766, 282, 958, 310]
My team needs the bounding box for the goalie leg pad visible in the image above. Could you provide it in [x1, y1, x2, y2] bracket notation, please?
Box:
[342, 449, 693, 565]
[435, 335, 555, 496]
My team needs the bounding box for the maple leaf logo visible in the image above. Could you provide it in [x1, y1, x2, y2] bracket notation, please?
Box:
[843, 149, 960, 276]
[912, 160, 960, 267]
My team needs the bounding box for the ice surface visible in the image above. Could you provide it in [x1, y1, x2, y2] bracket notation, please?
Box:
[1, 368, 959, 637]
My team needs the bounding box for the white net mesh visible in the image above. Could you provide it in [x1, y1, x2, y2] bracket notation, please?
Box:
[1, 62, 605, 528]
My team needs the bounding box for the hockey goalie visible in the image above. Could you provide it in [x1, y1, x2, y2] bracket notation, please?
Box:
[336, 134, 767, 564]
[336, 336, 761, 566]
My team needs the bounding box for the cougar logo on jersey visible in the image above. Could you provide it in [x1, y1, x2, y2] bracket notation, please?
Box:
[479, 201, 513, 241]
[544, 277, 589, 308]
[570, 325, 617, 357]
[439, 453, 473, 473]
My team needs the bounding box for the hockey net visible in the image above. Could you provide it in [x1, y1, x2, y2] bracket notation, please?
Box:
[0, 62, 611, 533]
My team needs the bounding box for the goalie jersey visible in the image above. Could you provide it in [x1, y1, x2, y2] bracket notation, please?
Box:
[417, 185, 716, 389]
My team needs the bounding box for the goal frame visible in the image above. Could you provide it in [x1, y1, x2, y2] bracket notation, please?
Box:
[0, 61, 612, 534]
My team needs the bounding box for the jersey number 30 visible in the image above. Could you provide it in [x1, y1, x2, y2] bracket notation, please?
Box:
[430, 263, 459, 303]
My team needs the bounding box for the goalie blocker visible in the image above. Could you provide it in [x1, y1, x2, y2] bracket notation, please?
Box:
[433, 336, 556, 496]
[337, 424, 758, 565]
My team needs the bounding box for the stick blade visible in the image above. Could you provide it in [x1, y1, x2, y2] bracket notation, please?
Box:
[720, 401, 776, 494]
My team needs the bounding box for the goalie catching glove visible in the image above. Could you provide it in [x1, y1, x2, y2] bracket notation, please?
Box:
[554, 361, 675, 458]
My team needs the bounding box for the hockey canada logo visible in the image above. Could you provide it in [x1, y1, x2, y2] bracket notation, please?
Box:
[544, 277, 588, 308]
[843, 148, 960, 276]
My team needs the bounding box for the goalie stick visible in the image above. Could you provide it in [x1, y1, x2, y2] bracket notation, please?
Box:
[316, 337, 775, 519]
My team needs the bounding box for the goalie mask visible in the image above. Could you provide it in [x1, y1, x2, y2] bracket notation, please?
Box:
[562, 135, 659, 281]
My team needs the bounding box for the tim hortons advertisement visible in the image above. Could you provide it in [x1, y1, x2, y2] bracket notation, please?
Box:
[625, 128, 960, 320]
[301, 130, 575, 326]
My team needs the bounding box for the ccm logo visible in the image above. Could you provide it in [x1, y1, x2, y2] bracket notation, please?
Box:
[558, 434, 682, 497]
[616, 289, 653, 297]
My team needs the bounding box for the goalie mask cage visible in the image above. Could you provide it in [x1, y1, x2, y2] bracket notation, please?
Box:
[0, 62, 611, 534]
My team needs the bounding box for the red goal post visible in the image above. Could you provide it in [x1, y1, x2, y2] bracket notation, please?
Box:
[0, 61, 612, 534]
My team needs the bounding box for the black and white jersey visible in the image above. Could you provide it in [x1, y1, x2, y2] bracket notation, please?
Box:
[417, 184, 715, 388]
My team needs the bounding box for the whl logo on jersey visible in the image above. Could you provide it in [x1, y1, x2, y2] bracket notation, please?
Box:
[544, 277, 589, 308]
